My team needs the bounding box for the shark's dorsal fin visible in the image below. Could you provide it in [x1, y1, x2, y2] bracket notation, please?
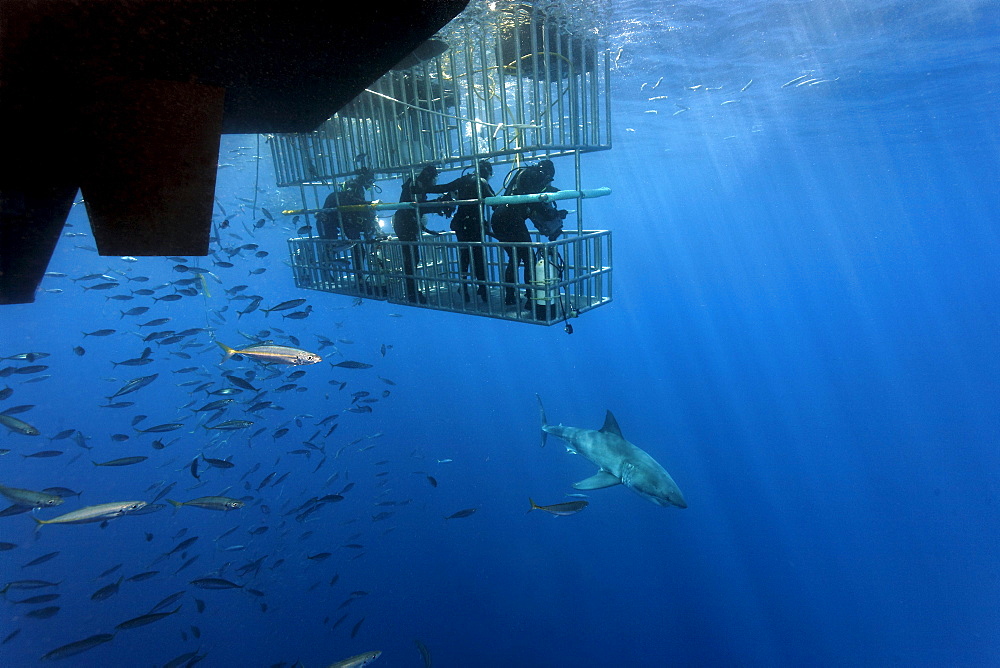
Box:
[600, 410, 623, 438]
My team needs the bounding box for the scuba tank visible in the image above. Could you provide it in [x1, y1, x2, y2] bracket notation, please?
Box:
[504, 165, 546, 197]
[531, 249, 561, 307]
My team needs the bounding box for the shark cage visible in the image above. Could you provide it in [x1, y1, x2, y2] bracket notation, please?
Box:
[270, 0, 613, 326]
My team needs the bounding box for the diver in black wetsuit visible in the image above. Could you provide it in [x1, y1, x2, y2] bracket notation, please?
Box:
[439, 160, 495, 303]
[490, 159, 567, 308]
[391, 165, 452, 303]
[316, 168, 382, 293]
[316, 167, 380, 241]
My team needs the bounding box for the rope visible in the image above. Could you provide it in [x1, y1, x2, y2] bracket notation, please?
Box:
[252, 133, 260, 219]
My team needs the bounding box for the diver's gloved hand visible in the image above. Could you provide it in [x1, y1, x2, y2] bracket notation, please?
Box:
[557, 209, 568, 220]
[547, 231, 562, 242]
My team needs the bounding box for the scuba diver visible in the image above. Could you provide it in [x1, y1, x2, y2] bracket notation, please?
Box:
[316, 166, 381, 241]
[316, 167, 383, 295]
[439, 160, 495, 303]
[391, 165, 454, 303]
[490, 159, 568, 308]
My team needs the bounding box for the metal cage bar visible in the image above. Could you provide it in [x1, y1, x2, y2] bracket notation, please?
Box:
[272, 2, 613, 325]
[286, 231, 611, 326]
[269, 3, 611, 185]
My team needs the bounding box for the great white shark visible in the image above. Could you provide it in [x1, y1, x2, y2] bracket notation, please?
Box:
[537, 395, 687, 508]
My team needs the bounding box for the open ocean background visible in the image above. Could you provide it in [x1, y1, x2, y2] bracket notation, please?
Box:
[2, 1, 998, 666]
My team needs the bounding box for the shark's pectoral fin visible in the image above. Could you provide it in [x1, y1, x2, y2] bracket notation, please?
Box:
[573, 470, 622, 490]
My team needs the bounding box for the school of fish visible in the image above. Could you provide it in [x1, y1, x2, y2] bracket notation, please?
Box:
[0, 166, 458, 667]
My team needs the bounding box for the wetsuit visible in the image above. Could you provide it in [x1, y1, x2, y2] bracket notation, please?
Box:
[318, 189, 376, 240]
[391, 177, 450, 302]
[440, 173, 494, 301]
[492, 167, 565, 306]
[318, 182, 379, 293]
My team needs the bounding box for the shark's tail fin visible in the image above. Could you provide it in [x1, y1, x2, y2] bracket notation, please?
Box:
[535, 394, 548, 448]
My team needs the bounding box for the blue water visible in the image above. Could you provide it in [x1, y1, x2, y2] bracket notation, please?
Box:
[2, 1, 998, 666]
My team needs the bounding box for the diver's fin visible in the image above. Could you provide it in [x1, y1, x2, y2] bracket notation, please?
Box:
[573, 470, 621, 490]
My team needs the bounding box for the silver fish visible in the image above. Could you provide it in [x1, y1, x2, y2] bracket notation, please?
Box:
[34, 501, 147, 526]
